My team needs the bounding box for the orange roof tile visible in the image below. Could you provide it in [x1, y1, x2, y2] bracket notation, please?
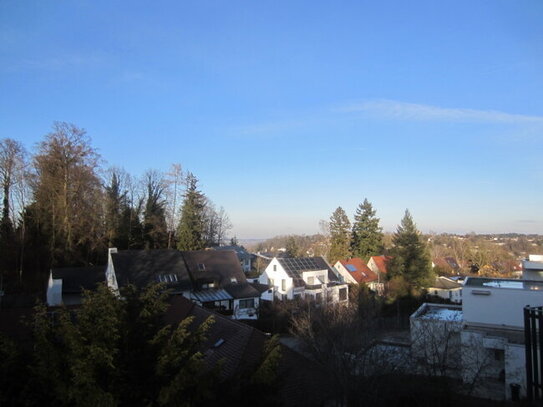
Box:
[340, 258, 378, 284]
[370, 255, 392, 274]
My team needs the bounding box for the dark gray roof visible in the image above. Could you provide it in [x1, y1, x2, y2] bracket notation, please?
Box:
[213, 245, 255, 260]
[278, 257, 339, 282]
[183, 250, 248, 288]
[249, 282, 271, 294]
[431, 277, 462, 290]
[223, 283, 260, 299]
[111, 249, 191, 291]
[51, 266, 106, 293]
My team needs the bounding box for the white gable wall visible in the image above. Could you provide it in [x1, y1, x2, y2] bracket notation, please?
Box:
[46, 271, 63, 306]
[333, 262, 358, 285]
[260, 258, 294, 299]
[106, 248, 119, 292]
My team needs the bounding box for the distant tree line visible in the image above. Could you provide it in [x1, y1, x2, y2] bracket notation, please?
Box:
[0, 122, 232, 293]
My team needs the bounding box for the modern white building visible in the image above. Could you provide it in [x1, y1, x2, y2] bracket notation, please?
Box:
[522, 254, 543, 281]
[259, 257, 349, 304]
[410, 276, 543, 400]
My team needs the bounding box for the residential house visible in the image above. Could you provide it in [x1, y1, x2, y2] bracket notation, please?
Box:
[163, 295, 337, 406]
[47, 266, 105, 307]
[183, 250, 263, 319]
[213, 245, 255, 273]
[367, 255, 391, 281]
[428, 276, 463, 303]
[106, 248, 263, 320]
[432, 256, 461, 274]
[258, 257, 349, 304]
[333, 258, 384, 293]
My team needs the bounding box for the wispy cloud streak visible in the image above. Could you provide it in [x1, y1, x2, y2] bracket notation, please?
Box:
[340, 99, 543, 124]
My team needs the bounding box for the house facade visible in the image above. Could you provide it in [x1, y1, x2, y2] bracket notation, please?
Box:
[428, 276, 463, 303]
[333, 258, 383, 293]
[259, 257, 349, 304]
[522, 254, 543, 281]
[106, 248, 262, 320]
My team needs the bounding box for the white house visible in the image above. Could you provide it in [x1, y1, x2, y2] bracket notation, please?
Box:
[259, 257, 349, 304]
[333, 258, 384, 293]
[428, 276, 463, 304]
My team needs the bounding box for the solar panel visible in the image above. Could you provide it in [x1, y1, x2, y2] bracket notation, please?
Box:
[346, 264, 357, 272]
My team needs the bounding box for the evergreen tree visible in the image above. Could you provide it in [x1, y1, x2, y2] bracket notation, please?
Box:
[351, 199, 383, 260]
[285, 236, 299, 258]
[388, 210, 433, 290]
[328, 207, 351, 263]
[176, 173, 206, 251]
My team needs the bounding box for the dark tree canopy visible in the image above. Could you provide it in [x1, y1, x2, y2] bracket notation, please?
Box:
[176, 173, 206, 251]
[351, 199, 383, 261]
[328, 206, 351, 263]
[388, 210, 433, 290]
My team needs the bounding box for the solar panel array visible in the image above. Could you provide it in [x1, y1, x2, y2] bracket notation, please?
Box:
[279, 258, 324, 276]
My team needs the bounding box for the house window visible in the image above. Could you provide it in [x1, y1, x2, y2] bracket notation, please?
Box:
[308, 276, 315, 285]
[239, 299, 255, 309]
[273, 265, 277, 271]
[281, 279, 286, 291]
[269, 278, 274, 286]
[230, 277, 237, 283]
[339, 288, 347, 301]
[316, 293, 322, 303]
[198, 263, 205, 271]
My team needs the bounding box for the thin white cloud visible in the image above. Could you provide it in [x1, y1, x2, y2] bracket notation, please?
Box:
[339, 99, 543, 124]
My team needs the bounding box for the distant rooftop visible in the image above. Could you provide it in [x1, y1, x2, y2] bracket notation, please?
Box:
[465, 277, 543, 291]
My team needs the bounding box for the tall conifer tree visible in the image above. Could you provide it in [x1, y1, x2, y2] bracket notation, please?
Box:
[351, 199, 383, 260]
[388, 209, 433, 290]
[176, 173, 206, 251]
[328, 207, 351, 263]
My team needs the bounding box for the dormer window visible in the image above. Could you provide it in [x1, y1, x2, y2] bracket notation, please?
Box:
[231, 277, 237, 283]
[198, 263, 206, 271]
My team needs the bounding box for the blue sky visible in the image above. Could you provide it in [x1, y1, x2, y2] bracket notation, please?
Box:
[1, 0, 542, 238]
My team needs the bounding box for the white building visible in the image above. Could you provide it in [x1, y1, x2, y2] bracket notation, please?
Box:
[428, 276, 463, 304]
[522, 254, 543, 281]
[410, 277, 543, 400]
[259, 257, 349, 304]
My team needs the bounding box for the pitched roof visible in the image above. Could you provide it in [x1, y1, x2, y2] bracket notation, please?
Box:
[278, 257, 339, 282]
[183, 250, 248, 287]
[111, 249, 192, 290]
[164, 295, 334, 405]
[340, 258, 377, 284]
[369, 255, 392, 274]
[431, 276, 462, 290]
[212, 245, 254, 260]
[433, 257, 460, 270]
[51, 266, 106, 293]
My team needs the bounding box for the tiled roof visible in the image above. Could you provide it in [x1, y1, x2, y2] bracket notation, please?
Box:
[340, 258, 377, 284]
[183, 250, 248, 288]
[111, 249, 191, 290]
[164, 296, 334, 405]
[370, 255, 392, 274]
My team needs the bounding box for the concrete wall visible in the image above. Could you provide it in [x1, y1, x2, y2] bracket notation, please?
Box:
[463, 284, 543, 328]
